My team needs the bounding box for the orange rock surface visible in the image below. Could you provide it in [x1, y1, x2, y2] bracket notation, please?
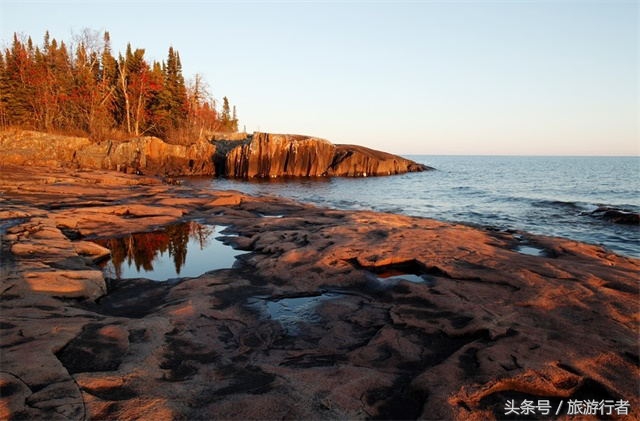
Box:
[0, 164, 637, 420]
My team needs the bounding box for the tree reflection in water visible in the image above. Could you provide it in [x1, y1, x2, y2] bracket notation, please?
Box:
[95, 221, 215, 279]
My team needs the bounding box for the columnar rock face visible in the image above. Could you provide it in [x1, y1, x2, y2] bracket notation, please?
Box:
[223, 133, 337, 178]
[217, 133, 429, 178]
[0, 130, 216, 176]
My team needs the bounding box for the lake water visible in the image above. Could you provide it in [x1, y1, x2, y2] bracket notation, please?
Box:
[189, 156, 639, 258]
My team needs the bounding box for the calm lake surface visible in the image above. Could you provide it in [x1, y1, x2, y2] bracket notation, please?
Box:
[187, 156, 639, 258]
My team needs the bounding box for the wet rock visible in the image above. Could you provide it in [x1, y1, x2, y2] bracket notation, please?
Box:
[586, 206, 640, 225]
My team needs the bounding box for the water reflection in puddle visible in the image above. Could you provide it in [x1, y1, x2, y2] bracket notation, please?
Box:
[95, 222, 245, 281]
[374, 271, 435, 286]
[516, 245, 546, 256]
[258, 213, 285, 218]
[248, 292, 343, 335]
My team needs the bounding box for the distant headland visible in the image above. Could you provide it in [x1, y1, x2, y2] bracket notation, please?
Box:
[0, 31, 429, 179]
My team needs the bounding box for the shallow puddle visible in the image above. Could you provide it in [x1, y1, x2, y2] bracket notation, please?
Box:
[516, 245, 546, 256]
[248, 292, 343, 335]
[258, 213, 285, 218]
[374, 271, 436, 286]
[95, 222, 245, 281]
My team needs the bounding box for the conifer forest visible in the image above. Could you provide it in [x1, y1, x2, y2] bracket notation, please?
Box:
[0, 30, 239, 143]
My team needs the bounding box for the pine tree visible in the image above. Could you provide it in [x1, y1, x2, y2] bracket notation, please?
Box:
[164, 47, 188, 128]
[145, 61, 169, 138]
[4, 34, 35, 127]
[44, 38, 73, 130]
[221, 96, 231, 130]
[231, 105, 238, 132]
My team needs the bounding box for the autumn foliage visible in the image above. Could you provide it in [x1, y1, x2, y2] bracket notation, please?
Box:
[0, 30, 239, 143]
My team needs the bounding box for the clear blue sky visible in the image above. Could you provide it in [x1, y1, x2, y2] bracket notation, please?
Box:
[1, 0, 638, 155]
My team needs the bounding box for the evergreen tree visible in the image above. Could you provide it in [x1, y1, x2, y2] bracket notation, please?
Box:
[232, 105, 238, 132]
[221, 96, 231, 129]
[145, 61, 169, 138]
[163, 47, 188, 128]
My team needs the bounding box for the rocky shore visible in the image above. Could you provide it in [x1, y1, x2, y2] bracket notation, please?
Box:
[0, 165, 638, 420]
[0, 130, 429, 178]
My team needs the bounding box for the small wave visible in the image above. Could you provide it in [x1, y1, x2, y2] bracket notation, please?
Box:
[531, 199, 598, 212]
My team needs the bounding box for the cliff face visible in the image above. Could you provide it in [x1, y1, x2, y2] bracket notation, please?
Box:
[0, 130, 216, 176]
[0, 130, 430, 178]
[215, 132, 429, 178]
[221, 133, 336, 178]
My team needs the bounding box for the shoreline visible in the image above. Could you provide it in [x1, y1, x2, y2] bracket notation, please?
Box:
[182, 161, 640, 260]
[0, 165, 638, 420]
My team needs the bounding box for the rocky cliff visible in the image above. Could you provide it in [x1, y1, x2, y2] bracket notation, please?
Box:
[1, 130, 429, 178]
[214, 132, 430, 178]
[218, 133, 337, 178]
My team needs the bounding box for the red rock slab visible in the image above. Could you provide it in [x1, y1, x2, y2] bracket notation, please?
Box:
[0, 164, 637, 420]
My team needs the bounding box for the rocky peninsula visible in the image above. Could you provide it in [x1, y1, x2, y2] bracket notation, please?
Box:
[0, 130, 429, 178]
[0, 161, 637, 420]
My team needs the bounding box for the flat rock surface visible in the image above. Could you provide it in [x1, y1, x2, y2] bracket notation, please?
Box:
[0, 164, 637, 420]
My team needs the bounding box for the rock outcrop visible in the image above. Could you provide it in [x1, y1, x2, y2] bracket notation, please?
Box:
[1, 130, 430, 179]
[214, 132, 430, 178]
[585, 206, 640, 225]
[0, 130, 216, 176]
[329, 144, 427, 176]
[219, 133, 337, 178]
[1, 164, 638, 420]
